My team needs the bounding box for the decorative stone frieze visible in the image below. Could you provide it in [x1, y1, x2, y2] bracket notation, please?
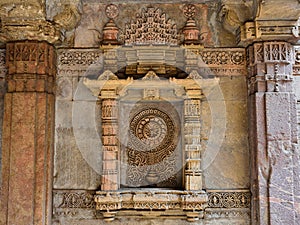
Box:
[95, 190, 208, 222]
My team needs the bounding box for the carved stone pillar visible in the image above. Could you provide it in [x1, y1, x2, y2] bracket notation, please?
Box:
[100, 97, 119, 191]
[0, 41, 56, 225]
[247, 41, 299, 224]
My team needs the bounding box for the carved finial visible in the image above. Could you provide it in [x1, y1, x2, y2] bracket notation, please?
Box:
[102, 4, 120, 45]
[182, 5, 201, 45]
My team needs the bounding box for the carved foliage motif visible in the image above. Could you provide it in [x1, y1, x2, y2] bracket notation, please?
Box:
[58, 192, 95, 209]
[124, 7, 178, 45]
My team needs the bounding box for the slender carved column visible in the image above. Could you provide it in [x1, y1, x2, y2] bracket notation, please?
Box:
[0, 41, 55, 225]
[247, 41, 298, 224]
[184, 91, 202, 191]
[101, 98, 119, 191]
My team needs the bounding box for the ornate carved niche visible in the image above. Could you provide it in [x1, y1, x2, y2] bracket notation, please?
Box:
[84, 70, 223, 222]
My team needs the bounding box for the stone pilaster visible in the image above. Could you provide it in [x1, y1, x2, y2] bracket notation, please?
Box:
[0, 41, 55, 225]
[184, 87, 202, 191]
[247, 41, 299, 224]
[100, 96, 119, 191]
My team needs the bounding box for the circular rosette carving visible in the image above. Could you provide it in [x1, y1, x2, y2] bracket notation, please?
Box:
[230, 52, 244, 65]
[129, 108, 175, 152]
[183, 4, 196, 19]
[105, 4, 119, 19]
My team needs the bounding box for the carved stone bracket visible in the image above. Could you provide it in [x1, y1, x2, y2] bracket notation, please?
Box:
[238, 19, 300, 46]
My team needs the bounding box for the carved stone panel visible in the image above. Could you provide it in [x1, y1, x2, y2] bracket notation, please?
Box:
[120, 101, 182, 189]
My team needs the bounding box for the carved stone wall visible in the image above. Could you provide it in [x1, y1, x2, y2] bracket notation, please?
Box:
[1, 1, 299, 225]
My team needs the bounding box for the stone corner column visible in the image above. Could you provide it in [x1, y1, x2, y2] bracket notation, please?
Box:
[246, 40, 299, 225]
[0, 40, 56, 225]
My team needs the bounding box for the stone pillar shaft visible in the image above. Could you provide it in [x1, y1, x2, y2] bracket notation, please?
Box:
[0, 41, 55, 225]
[247, 41, 298, 225]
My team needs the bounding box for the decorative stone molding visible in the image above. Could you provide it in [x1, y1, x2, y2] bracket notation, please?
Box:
[205, 208, 250, 219]
[57, 47, 246, 79]
[57, 49, 103, 77]
[53, 190, 96, 219]
[207, 190, 250, 209]
[238, 19, 300, 46]
[95, 190, 208, 222]
[52, 189, 250, 222]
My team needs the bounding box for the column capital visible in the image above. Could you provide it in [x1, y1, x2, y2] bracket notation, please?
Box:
[5, 41, 56, 93]
[247, 41, 294, 94]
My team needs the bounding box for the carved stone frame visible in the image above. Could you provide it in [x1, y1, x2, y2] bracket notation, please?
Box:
[84, 69, 225, 222]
